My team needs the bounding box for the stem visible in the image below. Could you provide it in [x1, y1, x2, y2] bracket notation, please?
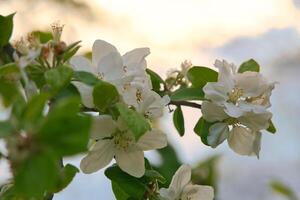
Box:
[169, 100, 202, 109]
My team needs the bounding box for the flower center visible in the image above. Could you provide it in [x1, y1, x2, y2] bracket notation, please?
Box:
[228, 87, 243, 103]
[224, 117, 239, 125]
[113, 131, 134, 151]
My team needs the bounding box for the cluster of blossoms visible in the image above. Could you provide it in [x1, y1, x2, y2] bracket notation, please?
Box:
[201, 60, 275, 157]
[70, 40, 170, 177]
[13, 22, 67, 68]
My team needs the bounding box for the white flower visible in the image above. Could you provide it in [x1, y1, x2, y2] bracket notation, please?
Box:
[80, 115, 167, 177]
[70, 40, 152, 108]
[201, 59, 275, 157]
[159, 165, 214, 200]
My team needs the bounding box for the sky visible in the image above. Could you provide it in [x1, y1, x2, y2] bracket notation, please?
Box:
[0, 0, 300, 199]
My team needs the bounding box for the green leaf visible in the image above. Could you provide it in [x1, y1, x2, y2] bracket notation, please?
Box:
[0, 81, 20, 107]
[238, 59, 260, 73]
[111, 181, 130, 200]
[116, 103, 151, 141]
[53, 164, 79, 193]
[25, 65, 46, 88]
[270, 180, 297, 200]
[194, 117, 215, 146]
[0, 13, 15, 47]
[143, 169, 166, 184]
[187, 66, 218, 88]
[146, 68, 164, 92]
[105, 165, 147, 199]
[93, 81, 119, 112]
[44, 66, 73, 95]
[38, 97, 91, 156]
[173, 106, 185, 136]
[14, 151, 60, 198]
[63, 45, 81, 62]
[0, 63, 20, 81]
[266, 120, 276, 134]
[170, 88, 205, 101]
[73, 71, 98, 86]
[32, 31, 53, 43]
[21, 94, 48, 131]
[0, 121, 14, 138]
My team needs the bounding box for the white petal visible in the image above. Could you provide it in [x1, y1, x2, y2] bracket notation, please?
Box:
[91, 115, 117, 139]
[182, 184, 214, 200]
[159, 188, 176, 200]
[137, 129, 167, 151]
[235, 71, 269, 97]
[97, 52, 124, 82]
[228, 126, 261, 157]
[169, 165, 191, 194]
[203, 82, 229, 103]
[208, 123, 229, 148]
[70, 56, 95, 73]
[92, 40, 118, 66]
[224, 102, 245, 118]
[80, 140, 114, 174]
[238, 103, 272, 131]
[72, 82, 94, 108]
[115, 148, 145, 177]
[201, 101, 228, 122]
[214, 59, 236, 91]
[122, 48, 150, 73]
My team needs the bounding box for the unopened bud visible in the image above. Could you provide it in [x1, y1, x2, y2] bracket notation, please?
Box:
[54, 41, 67, 55]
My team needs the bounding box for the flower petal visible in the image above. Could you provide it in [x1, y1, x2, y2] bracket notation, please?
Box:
[72, 82, 94, 108]
[214, 59, 236, 91]
[80, 140, 114, 174]
[203, 82, 228, 103]
[137, 129, 167, 151]
[97, 52, 124, 82]
[122, 48, 150, 74]
[92, 40, 118, 65]
[228, 126, 261, 157]
[201, 101, 228, 122]
[168, 165, 191, 195]
[181, 184, 214, 200]
[238, 103, 272, 131]
[224, 102, 244, 118]
[70, 56, 95, 73]
[208, 122, 229, 148]
[91, 115, 117, 139]
[115, 148, 145, 177]
[235, 71, 269, 97]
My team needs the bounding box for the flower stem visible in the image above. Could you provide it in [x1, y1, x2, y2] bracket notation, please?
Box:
[169, 100, 202, 109]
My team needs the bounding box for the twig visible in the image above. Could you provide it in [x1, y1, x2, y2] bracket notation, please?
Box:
[169, 100, 202, 109]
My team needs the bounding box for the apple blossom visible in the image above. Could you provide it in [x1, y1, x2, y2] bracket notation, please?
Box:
[80, 115, 167, 177]
[159, 165, 214, 200]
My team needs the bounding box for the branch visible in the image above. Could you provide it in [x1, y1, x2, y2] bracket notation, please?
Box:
[169, 100, 202, 109]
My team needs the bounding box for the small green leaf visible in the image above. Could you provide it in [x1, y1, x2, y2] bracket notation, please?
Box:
[93, 81, 119, 112]
[63, 46, 81, 63]
[38, 97, 91, 156]
[116, 103, 151, 141]
[44, 66, 73, 95]
[0, 81, 20, 107]
[0, 63, 20, 81]
[0, 13, 15, 47]
[0, 121, 14, 138]
[14, 151, 60, 198]
[270, 180, 297, 200]
[25, 65, 46, 88]
[146, 68, 164, 92]
[73, 71, 98, 86]
[143, 169, 166, 184]
[53, 164, 79, 193]
[105, 165, 147, 199]
[171, 88, 205, 101]
[111, 181, 130, 200]
[266, 120, 276, 134]
[173, 106, 185, 136]
[238, 59, 260, 73]
[187, 66, 218, 88]
[32, 31, 53, 43]
[194, 117, 215, 146]
[21, 94, 48, 131]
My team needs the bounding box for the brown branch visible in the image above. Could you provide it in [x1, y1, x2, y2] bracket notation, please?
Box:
[169, 100, 202, 109]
